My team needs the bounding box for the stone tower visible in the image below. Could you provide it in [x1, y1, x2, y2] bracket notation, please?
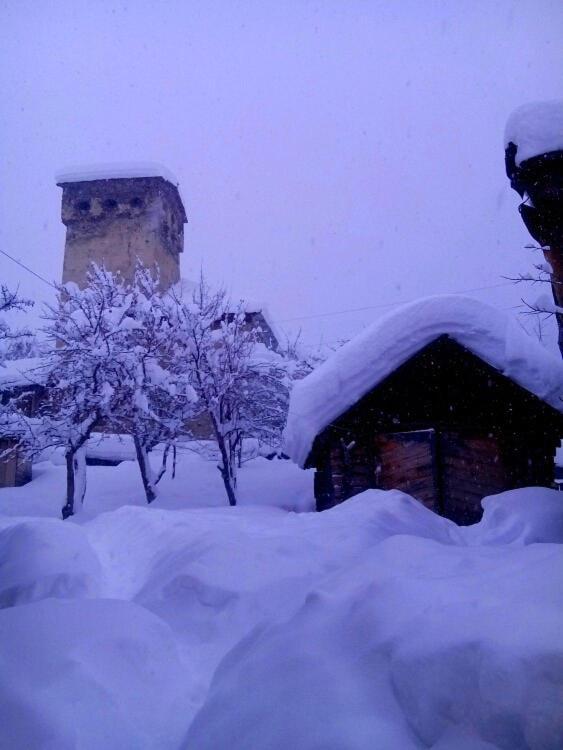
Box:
[57, 167, 187, 291]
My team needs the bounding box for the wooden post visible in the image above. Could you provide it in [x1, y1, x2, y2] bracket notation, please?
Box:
[543, 246, 563, 357]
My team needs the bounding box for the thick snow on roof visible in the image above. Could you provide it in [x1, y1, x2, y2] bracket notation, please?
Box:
[284, 295, 563, 467]
[0, 357, 45, 389]
[231, 297, 284, 346]
[56, 162, 180, 186]
[505, 100, 563, 166]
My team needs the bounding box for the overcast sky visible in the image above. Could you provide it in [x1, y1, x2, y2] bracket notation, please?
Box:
[1, 0, 562, 347]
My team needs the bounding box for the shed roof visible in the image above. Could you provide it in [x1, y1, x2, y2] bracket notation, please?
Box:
[284, 296, 563, 467]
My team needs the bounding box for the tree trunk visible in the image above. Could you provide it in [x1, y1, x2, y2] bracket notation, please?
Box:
[134, 434, 157, 504]
[213, 426, 237, 506]
[218, 461, 238, 507]
[61, 443, 87, 520]
[544, 246, 563, 358]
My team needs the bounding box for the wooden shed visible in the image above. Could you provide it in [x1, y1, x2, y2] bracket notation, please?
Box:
[284, 297, 563, 525]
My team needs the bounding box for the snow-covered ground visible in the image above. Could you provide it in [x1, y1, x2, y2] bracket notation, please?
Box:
[1, 453, 562, 749]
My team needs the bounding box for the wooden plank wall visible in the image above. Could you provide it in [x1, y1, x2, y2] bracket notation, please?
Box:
[439, 432, 507, 524]
[309, 339, 562, 518]
[373, 431, 438, 512]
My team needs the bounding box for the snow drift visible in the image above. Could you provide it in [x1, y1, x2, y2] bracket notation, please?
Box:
[185, 489, 563, 750]
[0, 598, 193, 750]
[0, 455, 562, 749]
[0, 519, 101, 608]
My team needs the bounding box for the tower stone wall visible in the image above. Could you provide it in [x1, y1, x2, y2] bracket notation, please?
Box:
[58, 175, 186, 291]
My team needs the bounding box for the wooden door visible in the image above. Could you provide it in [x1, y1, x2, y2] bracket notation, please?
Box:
[438, 432, 508, 525]
[373, 430, 439, 512]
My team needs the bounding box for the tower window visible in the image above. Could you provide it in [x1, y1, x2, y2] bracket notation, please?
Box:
[130, 197, 143, 209]
[77, 200, 91, 212]
[103, 198, 118, 210]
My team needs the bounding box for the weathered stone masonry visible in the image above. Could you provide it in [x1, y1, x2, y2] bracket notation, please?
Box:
[58, 175, 187, 291]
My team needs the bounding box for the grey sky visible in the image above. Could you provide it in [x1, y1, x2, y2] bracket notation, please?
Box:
[1, 0, 562, 346]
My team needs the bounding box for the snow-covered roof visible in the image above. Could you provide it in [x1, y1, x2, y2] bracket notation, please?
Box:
[56, 162, 180, 187]
[230, 297, 284, 348]
[284, 296, 563, 467]
[0, 358, 45, 389]
[175, 279, 284, 347]
[505, 100, 563, 166]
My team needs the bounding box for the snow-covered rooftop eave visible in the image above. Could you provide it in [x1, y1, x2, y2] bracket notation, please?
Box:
[505, 100, 563, 166]
[56, 162, 181, 187]
[283, 295, 563, 468]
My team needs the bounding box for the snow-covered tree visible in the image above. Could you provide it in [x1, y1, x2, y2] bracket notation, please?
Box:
[168, 277, 289, 506]
[0, 286, 35, 471]
[33, 264, 198, 514]
[117, 265, 197, 503]
[35, 266, 134, 518]
[1, 332, 44, 361]
[0, 285, 33, 367]
[279, 332, 344, 381]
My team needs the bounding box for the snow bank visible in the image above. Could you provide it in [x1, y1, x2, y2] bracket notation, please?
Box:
[1, 459, 562, 749]
[185, 503, 563, 749]
[0, 598, 193, 749]
[284, 296, 563, 467]
[55, 161, 180, 186]
[0, 519, 101, 608]
[505, 100, 563, 166]
[462, 486, 563, 546]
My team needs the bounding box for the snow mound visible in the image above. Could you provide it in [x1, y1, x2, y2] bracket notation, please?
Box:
[55, 161, 180, 186]
[462, 486, 563, 546]
[505, 100, 563, 166]
[321, 488, 461, 545]
[86, 432, 136, 463]
[1, 467, 562, 748]
[284, 295, 563, 467]
[0, 598, 193, 749]
[185, 531, 563, 750]
[0, 519, 102, 608]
